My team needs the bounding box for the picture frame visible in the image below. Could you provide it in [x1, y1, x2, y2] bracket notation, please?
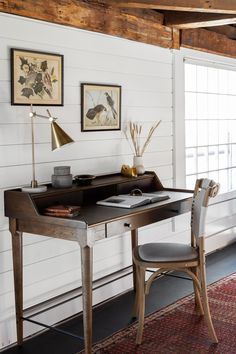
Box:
[11, 48, 64, 106]
[81, 83, 121, 131]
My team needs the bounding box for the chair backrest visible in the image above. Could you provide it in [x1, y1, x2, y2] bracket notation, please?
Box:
[191, 178, 220, 243]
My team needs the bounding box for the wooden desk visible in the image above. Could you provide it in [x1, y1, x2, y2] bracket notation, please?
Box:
[4, 172, 192, 354]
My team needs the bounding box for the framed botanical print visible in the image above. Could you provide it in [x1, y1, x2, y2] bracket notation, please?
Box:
[81, 83, 121, 131]
[11, 48, 64, 106]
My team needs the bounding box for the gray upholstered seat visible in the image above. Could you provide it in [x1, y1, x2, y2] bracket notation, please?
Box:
[138, 242, 198, 263]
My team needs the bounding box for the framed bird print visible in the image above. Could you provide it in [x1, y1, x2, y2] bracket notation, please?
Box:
[81, 83, 121, 131]
[11, 48, 64, 105]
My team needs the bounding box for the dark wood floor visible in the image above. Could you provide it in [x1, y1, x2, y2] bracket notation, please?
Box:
[3, 242, 236, 354]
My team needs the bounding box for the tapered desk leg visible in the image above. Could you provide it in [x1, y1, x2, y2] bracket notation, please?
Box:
[81, 245, 93, 354]
[10, 218, 23, 346]
[131, 229, 138, 291]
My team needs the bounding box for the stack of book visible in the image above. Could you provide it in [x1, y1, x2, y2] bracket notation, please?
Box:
[44, 205, 80, 217]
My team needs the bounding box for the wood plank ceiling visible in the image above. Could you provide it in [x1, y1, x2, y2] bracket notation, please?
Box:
[0, 0, 236, 58]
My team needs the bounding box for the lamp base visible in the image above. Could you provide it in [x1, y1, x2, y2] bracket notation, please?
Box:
[21, 185, 47, 193]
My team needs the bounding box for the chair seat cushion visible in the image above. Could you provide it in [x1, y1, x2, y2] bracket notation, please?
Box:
[138, 243, 198, 263]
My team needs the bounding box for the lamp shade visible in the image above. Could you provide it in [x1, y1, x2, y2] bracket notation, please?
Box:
[51, 121, 74, 151]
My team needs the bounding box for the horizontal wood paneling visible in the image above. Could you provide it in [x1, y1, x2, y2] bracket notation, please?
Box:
[0, 83, 173, 106]
[0, 60, 172, 84]
[0, 152, 172, 191]
[0, 228, 48, 253]
[206, 228, 236, 253]
[0, 104, 173, 124]
[0, 138, 172, 167]
[0, 121, 172, 145]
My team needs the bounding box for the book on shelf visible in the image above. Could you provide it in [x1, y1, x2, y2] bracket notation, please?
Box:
[96, 192, 170, 209]
[44, 205, 80, 217]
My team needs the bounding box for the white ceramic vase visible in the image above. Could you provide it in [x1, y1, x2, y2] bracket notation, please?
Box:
[133, 155, 145, 175]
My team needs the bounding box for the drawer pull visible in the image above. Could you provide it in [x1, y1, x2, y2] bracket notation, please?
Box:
[124, 223, 132, 228]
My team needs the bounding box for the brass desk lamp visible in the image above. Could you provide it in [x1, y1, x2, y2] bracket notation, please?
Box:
[21, 105, 74, 193]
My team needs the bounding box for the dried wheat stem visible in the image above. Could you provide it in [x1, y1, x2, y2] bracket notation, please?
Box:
[141, 120, 161, 156]
[124, 120, 161, 157]
[124, 129, 136, 155]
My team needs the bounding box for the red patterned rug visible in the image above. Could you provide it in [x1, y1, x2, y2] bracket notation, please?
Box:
[90, 273, 236, 353]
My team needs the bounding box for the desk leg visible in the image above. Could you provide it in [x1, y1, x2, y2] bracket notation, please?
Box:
[80, 245, 93, 354]
[131, 229, 138, 291]
[10, 218, 23, 346]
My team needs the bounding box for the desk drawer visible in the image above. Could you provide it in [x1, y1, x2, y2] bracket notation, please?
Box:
[106, 213, 165, 238]
[106, 202, 190, 238]
[106, 216, 138, 237]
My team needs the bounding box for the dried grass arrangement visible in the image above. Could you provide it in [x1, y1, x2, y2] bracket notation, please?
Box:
[124, 120, 161, 157]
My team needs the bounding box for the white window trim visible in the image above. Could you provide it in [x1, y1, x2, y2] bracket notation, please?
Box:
[173, 48, 236, 189]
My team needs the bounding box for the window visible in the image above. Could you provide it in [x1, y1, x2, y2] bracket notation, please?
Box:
[184, 61, 236, 193]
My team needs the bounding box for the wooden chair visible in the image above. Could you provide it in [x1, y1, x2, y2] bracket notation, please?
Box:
[133, 178, 220, 345]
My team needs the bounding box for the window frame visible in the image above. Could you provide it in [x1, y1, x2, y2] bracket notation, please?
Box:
[173, 48, 236, 192]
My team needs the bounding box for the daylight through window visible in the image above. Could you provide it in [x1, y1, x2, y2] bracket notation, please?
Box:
[184, 60, 236, 193]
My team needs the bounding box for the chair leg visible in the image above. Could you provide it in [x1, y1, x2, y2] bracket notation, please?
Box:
[200, 263, 218, 343]
[132, 264, 140, 319]
[192, 266, 204, 316]
[136, 267, 146, 345]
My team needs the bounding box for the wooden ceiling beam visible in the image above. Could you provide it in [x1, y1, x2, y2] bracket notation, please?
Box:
[2, 0, 236, 58]
[172, 28, 180, 49]
[0, 0, 172, 48]
[109, 0, 236, 14]
[164, 11, 236, 29]
[181, 28, 236, 58]
[207, 25, 236, 39]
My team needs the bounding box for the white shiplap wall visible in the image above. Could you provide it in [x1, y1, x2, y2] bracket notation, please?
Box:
[0, 13, 174, 348]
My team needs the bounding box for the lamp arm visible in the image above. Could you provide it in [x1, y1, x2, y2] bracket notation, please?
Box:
[32, 112, 57, 121]
[35, 113, 50, 120]
[30, 104, 56, 121]
[26, 105, 73, 192]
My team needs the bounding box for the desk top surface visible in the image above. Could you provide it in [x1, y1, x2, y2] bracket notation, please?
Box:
[75, 190, 192, 227]
[5, 172, 193, 229]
